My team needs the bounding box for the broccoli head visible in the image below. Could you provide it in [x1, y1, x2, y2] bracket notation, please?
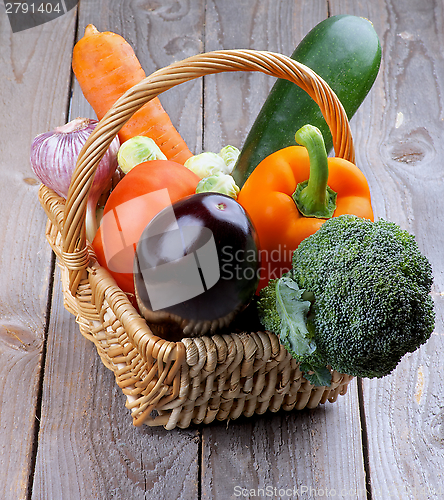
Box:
[258, 214, 435, 383]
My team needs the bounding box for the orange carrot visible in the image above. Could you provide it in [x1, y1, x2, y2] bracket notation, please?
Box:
[72, 24, 193, 164]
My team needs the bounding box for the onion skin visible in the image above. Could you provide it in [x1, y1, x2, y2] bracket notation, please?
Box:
[30, 117, 120, 241]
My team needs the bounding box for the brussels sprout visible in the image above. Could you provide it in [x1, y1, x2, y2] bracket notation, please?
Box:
[196, 172, 240, 199]
[184, 145, 240, 179]
[117, 136, 166, 173]
[219, 145, 240, 173]
[184, 152, 227, 178]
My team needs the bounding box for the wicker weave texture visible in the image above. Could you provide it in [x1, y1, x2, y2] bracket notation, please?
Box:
[39, 50, 355, 429]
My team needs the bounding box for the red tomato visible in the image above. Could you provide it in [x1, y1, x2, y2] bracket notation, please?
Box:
[92, 160, 200, 299]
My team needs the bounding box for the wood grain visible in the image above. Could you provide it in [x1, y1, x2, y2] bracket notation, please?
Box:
[31, 1, 203, 498]
[202, 380, 367, 499]
[0, 7, 76, 499]
[329, 0, 444, 498]
[32, 269, 199, 500]
[203, 0, 334, 150]
[201, 1, 367, 498]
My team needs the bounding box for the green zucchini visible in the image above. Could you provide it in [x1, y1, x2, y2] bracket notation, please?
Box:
[232, 15, 382, 188]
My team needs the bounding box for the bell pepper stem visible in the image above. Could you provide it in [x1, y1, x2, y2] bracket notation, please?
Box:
[292, 124, 337, 218]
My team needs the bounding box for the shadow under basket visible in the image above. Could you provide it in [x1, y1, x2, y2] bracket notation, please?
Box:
[38, 49, 355, 430]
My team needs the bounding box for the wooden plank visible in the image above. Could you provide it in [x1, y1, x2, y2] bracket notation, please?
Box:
[202, 380, 367, 499]
[0, 8, 77, 500]
[329, 0, 444, 497]
[32, 269, 200, 500]
[201, 1, 367, 497]
[31, 1, 204, 498]
[203, 0, 333, 149]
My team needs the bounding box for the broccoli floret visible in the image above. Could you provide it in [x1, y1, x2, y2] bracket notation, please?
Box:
[258, 214, 435, 383]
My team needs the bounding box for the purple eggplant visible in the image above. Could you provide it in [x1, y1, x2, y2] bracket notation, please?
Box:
[134, 192, 260, 340]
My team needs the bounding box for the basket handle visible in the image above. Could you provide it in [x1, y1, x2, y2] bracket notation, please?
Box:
[62, 49, 355, 293]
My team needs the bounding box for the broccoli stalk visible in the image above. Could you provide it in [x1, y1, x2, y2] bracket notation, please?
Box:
[257, 214, 435, 385]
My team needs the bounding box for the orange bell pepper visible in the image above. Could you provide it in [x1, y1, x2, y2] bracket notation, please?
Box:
[237, 124, 374, 291]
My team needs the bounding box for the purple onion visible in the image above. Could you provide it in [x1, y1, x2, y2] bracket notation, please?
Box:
[30, 117, 120, 241]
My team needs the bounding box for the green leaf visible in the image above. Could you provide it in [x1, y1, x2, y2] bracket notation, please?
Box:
[300, 363, 332, 387]
[275, 276, 316, 357]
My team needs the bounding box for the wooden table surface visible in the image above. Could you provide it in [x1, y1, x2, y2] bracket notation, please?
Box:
[1, 0, 444, 499]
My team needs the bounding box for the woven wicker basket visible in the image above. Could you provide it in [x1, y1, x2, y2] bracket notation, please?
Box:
[38, 50, 355, 430]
